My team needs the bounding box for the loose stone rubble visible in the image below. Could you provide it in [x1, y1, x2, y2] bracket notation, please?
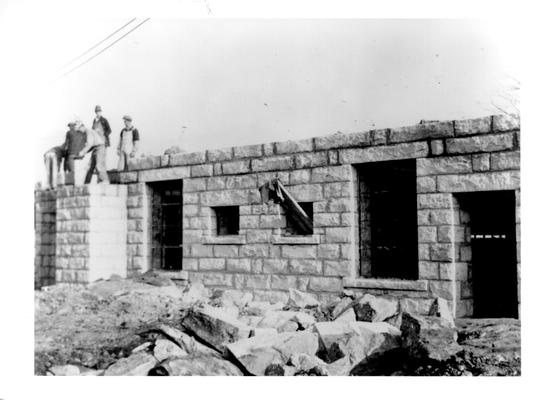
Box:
[36, 274, 520, 376]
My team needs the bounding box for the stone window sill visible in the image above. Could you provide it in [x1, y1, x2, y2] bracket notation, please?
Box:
[203, 235, 247, 245]
[271, 235, 320, 245]
[154, 270, 189, 280]
[343, 277, 428, 291]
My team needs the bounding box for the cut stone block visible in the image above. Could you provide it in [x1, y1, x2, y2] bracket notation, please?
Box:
[225, 331, 319, 375]
[181, 305, 251, 352]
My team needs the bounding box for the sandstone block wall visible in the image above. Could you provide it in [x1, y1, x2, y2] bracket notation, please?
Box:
[126, 183, 149, 276]
[34, 185, 128, 287]
[35, 190, 57, 289]
[36, 114, 521, 318]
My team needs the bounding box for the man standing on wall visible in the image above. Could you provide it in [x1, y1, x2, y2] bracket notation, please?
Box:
[76, 120, 109, 184]
[92, 105, 112, 148]
[117, 115, 140, 171]
[61, 121, 87, 185]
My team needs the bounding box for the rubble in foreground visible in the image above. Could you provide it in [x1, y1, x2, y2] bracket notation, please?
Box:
[35, 274, 520, 376]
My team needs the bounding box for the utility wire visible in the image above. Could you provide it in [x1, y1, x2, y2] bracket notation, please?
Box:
[51, 18, 150, 83]
[57, 18, 137, 72]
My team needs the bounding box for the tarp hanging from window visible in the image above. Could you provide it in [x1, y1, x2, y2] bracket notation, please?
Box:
[259, 178, 313, 235]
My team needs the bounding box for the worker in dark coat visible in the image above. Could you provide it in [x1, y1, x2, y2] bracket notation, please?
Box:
[61, 121, 87, 185]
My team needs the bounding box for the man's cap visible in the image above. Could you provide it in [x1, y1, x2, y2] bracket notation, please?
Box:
[67, 121, 76, 127]
[123, 115, 132, 122]
[94, 105, 102, 112]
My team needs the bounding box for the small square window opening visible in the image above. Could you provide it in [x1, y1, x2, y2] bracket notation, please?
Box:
[212, 206, 240, 235]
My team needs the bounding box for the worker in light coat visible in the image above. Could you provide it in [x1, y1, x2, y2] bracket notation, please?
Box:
[117, 115, 140, 171]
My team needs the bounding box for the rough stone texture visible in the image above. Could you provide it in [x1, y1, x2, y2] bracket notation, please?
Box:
[191, 164, 214, 177]
[294, 152, 328, 168]
[339, 142, 429, 164]
[287, 353, 329, 375]
[428, 297, 456, 328]
[454, 116, 492, 136]
[104, 352, 157, 376]
[314, 131, 371, 150]
[353, 294, 399, 323]
[35, 190, 57, 289]
[48, 365, 82, 376]
[155, 354, 243, 376]
[400, 313, 461, 362]
[430, 140, 444, 155]
[370, 129, 388, 146]
[257, 310, 316, 330]
[207, 148, 233, 162]
[128, 155, 161, 171]
[49, 185, 128, 285]
[182, 306, 251, 352]
[446, 133, 514, 154]
[335, 307, 357, 322]
[492, 114, 519, 132]
[417, 156, 472, 176]
[138, 166, 191, 182]
[222, 160, 251, 175]
[437, 171, 520, 192]
[313, 321, 401, 366]
[234, 144, 263, 159]
[286, 289, 320, 308]
[389, 121, 454, 143]
[491, 151, 520, 170]
[169, 151, 206, 166]
[472, 154, 490, 171]
[275, 138, 314, 154]
[226, 331, 319, 375]
[153, 338, 188, 362]
[155, 323, 213, 354]
[399, 298, 435, 316]
[252, 156, 294, 172]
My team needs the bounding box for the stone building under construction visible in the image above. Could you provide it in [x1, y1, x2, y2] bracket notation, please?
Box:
[34, 114, 521, 319]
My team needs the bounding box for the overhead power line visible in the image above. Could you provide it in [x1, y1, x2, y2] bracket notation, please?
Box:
[51, 18, 150, 83]
[57, 18, 137, 72]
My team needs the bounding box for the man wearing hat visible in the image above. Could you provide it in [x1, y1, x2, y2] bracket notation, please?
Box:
[91, 105, 112, 147]
[117, 115, 140, 171]
[76, 120, 109, 184]
[61, 121, 87, 185]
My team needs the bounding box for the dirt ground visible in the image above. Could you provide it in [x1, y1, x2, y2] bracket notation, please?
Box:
[34, 278, 190, 375]
[34, 277, 521, 376]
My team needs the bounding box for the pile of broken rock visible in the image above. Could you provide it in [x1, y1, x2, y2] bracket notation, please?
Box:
[44, 280, 463, 376]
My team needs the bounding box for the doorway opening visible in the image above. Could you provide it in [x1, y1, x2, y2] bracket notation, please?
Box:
[148, 180, 183, 271]
[457, 191, 518, 318]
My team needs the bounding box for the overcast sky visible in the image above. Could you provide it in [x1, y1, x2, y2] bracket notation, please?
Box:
[27, 18, 519, 173]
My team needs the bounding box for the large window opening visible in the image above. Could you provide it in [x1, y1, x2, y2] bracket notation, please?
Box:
[148, 180, 183, 271]
[357, 159, 418, 280]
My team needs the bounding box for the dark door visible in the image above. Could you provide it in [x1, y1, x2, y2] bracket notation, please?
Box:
[150, 180, 183, 271]
[463, 191, 518, 318]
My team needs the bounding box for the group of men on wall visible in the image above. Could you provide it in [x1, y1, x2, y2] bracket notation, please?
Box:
[44, 105, 140, 188]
